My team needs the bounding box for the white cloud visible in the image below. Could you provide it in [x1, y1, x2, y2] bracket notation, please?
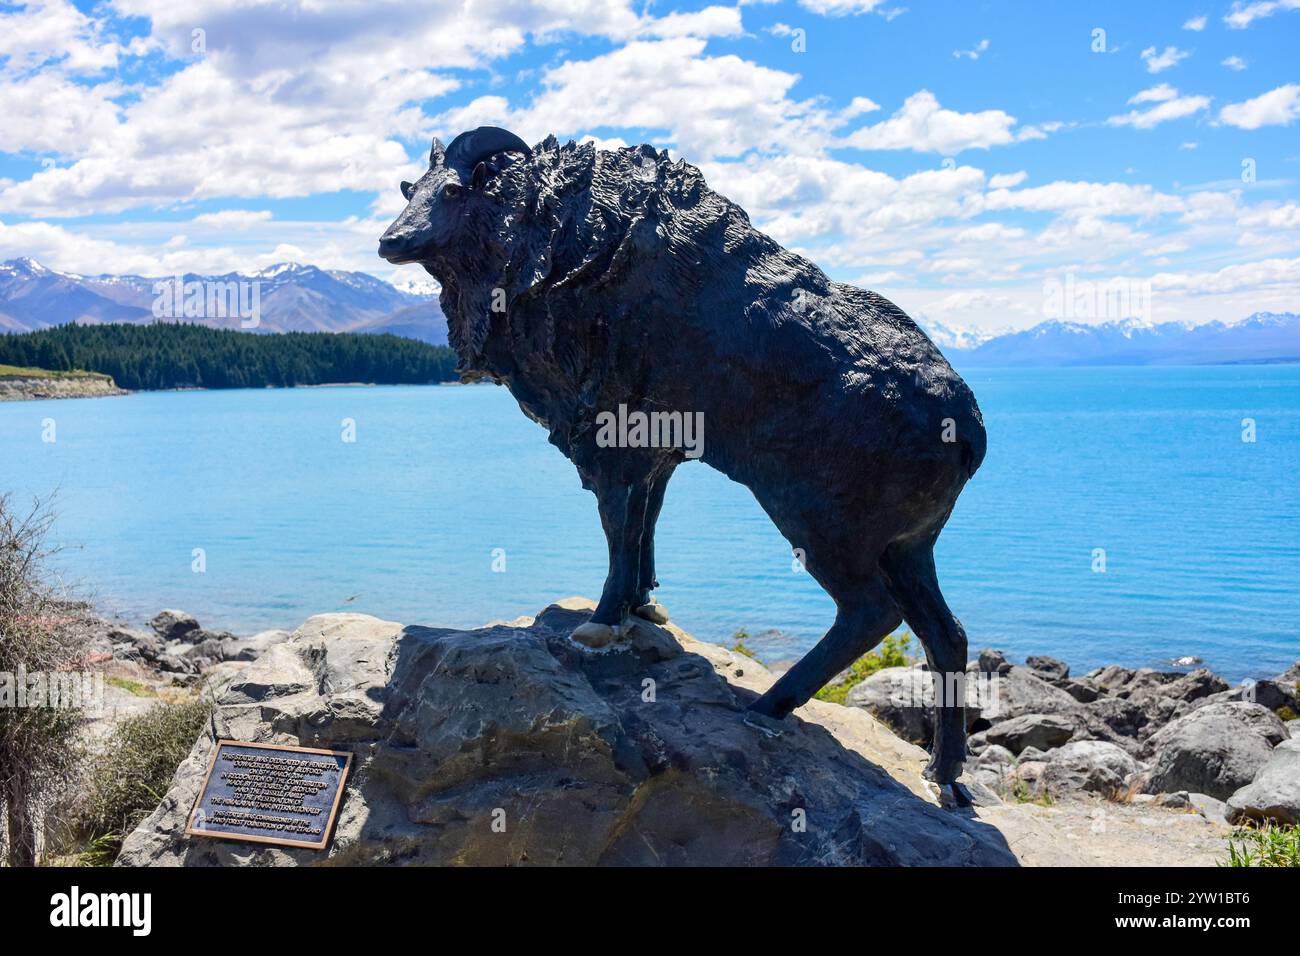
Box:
[795, 0, 894, 14]
[1151, 255, 1300, 294]
[1140, 45, 1191, 73]
[434, 38, 838, 161]
[983, 180, 1187, 219]
[842, 96, 881, 118]
[1128, 83, 1179, 104]
[638, 6, 745, 38]
[988, 171, 1027, 189]
[0, 71, 123, 155]
[1219, 84, 1300, 127]
[0, 0, 747, 210]
[1238, 202, 1300, 229]
[844, 90, 1022, 154]
[952, 222, 1025, 242]
[191, 210, 274, 228]
[0, 58, 433, 216]
[1221, 55, 1249, 70]
[0, 0, 129, 77]
[1182, 15, 1208, 30]
[1224, 0, 1300, 29]
[1108, 87, 1210, 128]
[953, 39, 989, 60]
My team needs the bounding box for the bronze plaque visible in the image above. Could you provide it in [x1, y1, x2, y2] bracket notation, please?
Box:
[185, 740, 353, 850]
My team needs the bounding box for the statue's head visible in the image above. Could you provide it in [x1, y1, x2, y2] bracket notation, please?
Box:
[378, 126, 531, 265]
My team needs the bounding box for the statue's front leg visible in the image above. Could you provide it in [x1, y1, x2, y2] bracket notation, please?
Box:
[570, 474, 653, 648]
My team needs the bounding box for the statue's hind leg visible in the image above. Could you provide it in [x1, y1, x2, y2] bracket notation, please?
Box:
[881, 538, 969, 785]
[748, 574, 902, 719]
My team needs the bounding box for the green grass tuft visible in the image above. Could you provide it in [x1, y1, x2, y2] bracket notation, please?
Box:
[814, 632, 913, 705]
[105, 676, 157, 698]
[1222, 822, 1300, 867]
[70, 696, 212, 865]
[730, 628, 758, 659]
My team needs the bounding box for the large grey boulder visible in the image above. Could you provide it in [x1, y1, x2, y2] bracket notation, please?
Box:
[984, 713, 1075, 754]
[1040, 741, 1140, 796]
[975, 648, 1011, 675]
[182, 636, 229, 667]
[1244, 678, 1298, 715]
[1086, 664, 1137, 691]
[1144, 702, 1289, 800]
[1059, 678, 1102, 703]
[1024, 655, 1069, 683]
[1157, 668, 1230, 704]
[150, 609, 201, 642]
[1145, 701, 1289, 755]
[1090, 668, 1231, 736]
[1226, 739, 1300, 826]
[844, 665, 982, 746]
[110, 627, 166, 663]
[1085, 696, 1149, 740]
[223, 628, 293, 663]
[983, 666, 1081, 721]
[845, 666, 930, 744]
[116, 606, 1017, 867]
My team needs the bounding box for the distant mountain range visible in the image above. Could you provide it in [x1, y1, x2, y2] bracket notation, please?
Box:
[2, 258, 1295, 365]
[925, 313, 1300, 366]
[0, 258, 448, 345]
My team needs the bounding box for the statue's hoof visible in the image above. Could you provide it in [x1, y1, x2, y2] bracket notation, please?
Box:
[922, 756, 964, 786]
[570, 622, 617, 648]
[633, 602, 669, 625]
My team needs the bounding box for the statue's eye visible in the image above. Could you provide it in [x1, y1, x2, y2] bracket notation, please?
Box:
[400, 181, 414, 201]
[443, 183, 462, 199]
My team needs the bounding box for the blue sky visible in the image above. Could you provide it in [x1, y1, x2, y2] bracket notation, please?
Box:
[0, 0, 1297, 332]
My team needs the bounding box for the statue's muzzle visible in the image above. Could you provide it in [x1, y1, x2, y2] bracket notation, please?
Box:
[377, 227, 428, 264]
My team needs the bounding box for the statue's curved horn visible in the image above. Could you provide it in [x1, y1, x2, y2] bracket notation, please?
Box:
[430, 137, 447, 167]
[443, 126, 531, 175]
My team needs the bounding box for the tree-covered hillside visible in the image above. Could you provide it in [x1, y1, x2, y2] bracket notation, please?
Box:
[0, 323, 459, 390]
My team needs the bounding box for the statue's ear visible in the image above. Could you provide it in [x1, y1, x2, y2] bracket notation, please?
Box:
[430, 137, 446, 167]
[471, 161, 489, 191]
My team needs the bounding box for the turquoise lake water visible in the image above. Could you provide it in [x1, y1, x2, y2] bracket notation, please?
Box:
[1, 366, 1297, 681]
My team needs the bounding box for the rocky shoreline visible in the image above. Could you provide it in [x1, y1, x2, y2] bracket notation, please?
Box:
[842, 648, 1298, 826]
[93, 608, 292, 675]
[79, 603, 1297, 865]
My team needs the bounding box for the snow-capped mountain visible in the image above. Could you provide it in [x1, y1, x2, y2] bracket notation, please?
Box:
[0, 259, 448, 345]
[945, 313, 1300, 366]
[917, 319, 1004, 351]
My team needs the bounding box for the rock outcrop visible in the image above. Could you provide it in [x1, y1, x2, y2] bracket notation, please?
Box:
[117, 601, 1019, 867]
[1225, 739, 1300, 826]
[0, 370, 125, 401]
[1040, 741, 1140, 796]
[105, 611, 288, 674]
[1142, 702, 1288, 800]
